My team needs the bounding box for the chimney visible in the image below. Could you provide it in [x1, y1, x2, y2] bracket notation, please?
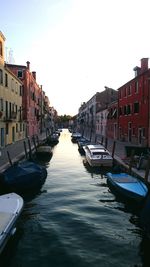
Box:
[26, 61, 30, 70]
[32, 71, 36, 80]
[133, 66, 141, 77]
[141, 58, 149, 73]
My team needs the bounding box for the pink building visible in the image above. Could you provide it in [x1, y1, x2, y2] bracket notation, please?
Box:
[6, 61, 42, 137]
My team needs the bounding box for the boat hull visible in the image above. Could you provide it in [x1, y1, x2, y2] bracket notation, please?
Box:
[83, 145, 113, 167]
[107, 172, 148, 203]
[0, 193, 24, 254]
[1, 161, 47, 193]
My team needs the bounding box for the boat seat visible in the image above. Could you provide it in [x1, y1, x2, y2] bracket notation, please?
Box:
[0, 212, 14, 235]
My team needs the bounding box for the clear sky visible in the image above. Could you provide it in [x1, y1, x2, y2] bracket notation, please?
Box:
[1, 0, 150, 116]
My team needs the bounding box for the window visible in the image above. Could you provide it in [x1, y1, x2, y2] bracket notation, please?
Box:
[0, 41, 2, 57]
[124, 105, 127, 115]
[119, 107, 122, 115]
[132, 127, 135, 135]
[6, 123, 9, 135]
[134, 102, 139, 113]
[11, 79, 14, 91]
[20, 123, 22, 132]
[19, 85, 22, 96]
[0, 69, 3, 84]
[128, 85, 131, 95]
[0, 99, 3, 111]
[17, 70, 23, 78]
[16, 123, 18, 133]
[5, 73, 8, 87]
[135, 81, 139, 93]
[127, 104, 131, 114]
[142, 128, 145, 137]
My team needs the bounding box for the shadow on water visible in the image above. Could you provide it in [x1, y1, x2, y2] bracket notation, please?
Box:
[82, 159, 110, 177]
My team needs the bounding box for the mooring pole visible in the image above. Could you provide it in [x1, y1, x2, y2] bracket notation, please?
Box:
[112, 141, 116, 158]
[7, 151, 13, 166]
[23, 141, 28, 159]
[145, 157, 150, 182]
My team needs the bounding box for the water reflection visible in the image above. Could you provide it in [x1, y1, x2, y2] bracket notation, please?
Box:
[1, 128, 150, 267]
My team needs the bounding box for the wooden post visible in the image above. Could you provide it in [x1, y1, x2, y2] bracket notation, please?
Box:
[32, 135, 37, 152]
[7, 151, 13, 166]
[145, 156, 150, 182]
[36, 135, 40, 146]
[128, 149, 135, 174]
[27, 137, 32, 160]
[112, 141, 116, 158]
[23, 141, 28, 159]
[105, 138, 108, 149]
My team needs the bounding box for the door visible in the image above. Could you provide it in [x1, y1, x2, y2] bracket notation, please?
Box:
[0, 128, 4, 147]
[12, 126, 15, 143]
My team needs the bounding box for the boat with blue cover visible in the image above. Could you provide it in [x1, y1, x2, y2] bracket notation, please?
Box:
[106, 172, 148, 203]
[0, 161, 47, 193]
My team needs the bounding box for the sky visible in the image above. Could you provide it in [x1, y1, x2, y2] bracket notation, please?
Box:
[1, 0, 150, 116]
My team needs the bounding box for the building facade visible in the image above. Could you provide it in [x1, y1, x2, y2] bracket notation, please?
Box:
[78, 87, 118, 141]
[0, 31, 25, 147]
[118, 58, 150, 146]
[6, 61, 43, 137]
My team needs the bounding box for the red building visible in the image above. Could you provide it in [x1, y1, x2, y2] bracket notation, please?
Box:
[6, 61, 42, 137]
[118, 58, 150, 147]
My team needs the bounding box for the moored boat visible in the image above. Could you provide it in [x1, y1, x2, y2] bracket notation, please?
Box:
[106, 172, 148, 203]
[0, 192, 24, 254]
[0, 161, 47, 193]
[71, 132, 82, 143]
[36, 145, 53, 158]
[83, 144, 113, 167]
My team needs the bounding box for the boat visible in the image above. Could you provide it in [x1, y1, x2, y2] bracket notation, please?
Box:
[46, 133, 59, 146]
[71, 132, 82, 143]
[0, 161, 47, 193]
[36, 145, 53, 158]
[77, 138, 91, 154]
[0, 192, 24, 254]
[83, 144, 113, 167]
[106, 172, 148, 203]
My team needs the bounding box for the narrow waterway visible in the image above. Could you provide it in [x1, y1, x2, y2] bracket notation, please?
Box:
[1, 129, 150, 267]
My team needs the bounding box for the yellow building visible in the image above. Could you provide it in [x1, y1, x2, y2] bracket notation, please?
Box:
[0, 31, 25, 147]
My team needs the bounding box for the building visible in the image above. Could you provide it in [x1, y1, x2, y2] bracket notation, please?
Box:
[6, 61, 43, 137]
[118, 58, 150, 146]
[78, 87, 118, 141]
[106, 100, 118, 140]
[0, 31, 25, 147]
[96, 108, 109, 141]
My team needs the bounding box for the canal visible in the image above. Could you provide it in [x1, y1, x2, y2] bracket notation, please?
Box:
[1, 129, 150, 267]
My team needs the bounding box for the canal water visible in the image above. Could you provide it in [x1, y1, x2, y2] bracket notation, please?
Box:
[1, 129, 150, 267]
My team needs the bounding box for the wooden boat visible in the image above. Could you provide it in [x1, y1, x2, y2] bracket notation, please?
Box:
[0, 193, 24, 254]
[106, 172, 148, 203]
[83, 144, 113, 167]
[0, 161, 47, 193]
[36, 145, 53, 158]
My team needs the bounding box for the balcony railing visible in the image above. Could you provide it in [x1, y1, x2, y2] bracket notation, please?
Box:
[3, 112, 17, 121]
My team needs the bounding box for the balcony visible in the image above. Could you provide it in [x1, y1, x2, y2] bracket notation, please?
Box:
[4, 112, 17, 122]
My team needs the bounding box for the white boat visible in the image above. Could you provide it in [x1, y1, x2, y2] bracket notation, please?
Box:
[0, 193, 24, 254]
[83, 144, 113, 167]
